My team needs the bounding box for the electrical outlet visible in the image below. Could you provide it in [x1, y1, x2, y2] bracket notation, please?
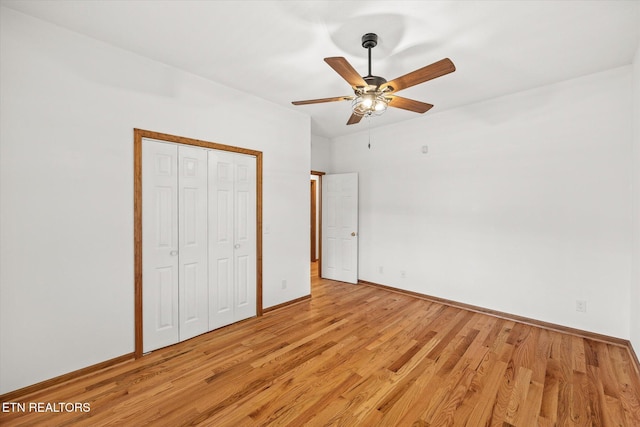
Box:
[576, 300, 587, 313]
[379, 266, 384, 274]
[281, 280, 287, 290]
[400, 270, 406, 279]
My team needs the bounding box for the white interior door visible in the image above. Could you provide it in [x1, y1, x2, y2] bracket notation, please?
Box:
[322, 173, 358, 284]
[177, 146, 209, 341]
[142, 140, 180, 352]
[208, 151, 257, 330]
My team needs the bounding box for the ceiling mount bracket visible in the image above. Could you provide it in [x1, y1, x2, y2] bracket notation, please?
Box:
[361, 33, 378, 49]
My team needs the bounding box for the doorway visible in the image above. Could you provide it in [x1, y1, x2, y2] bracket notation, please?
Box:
[310, 171, 324, 279]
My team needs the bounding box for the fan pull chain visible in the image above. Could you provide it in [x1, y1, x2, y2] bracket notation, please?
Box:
[367, 115, 372, 149]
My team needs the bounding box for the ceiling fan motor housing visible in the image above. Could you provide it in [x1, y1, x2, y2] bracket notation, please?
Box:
[363, 75, 387, 88]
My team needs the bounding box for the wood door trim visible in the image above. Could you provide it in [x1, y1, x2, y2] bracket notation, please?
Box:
[310, 180, 317, 261]
[134, 128, 263, 359]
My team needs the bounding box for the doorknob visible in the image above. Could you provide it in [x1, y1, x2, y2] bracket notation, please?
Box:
[234, 244, 241, 249]
[351, 232, 357, 237]
[170, 250, 178, 256]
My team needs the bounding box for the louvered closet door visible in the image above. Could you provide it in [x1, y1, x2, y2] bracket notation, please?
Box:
[142, 140, 180, 353]
[208, 151, 256, 330]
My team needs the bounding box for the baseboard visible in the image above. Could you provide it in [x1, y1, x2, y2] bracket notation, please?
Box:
[0, 352, 135, 402]
[1, 294, 311, 401]
[359, 279, 635, 350]
[263, 294, 311, 313]
[626, 341, 640, 376]
[3, 288, 637, 400]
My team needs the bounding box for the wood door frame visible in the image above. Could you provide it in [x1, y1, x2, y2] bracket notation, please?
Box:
[310, 179, 317, 262]
[311, 170, 325, 277]
[134, 128, 263, 358]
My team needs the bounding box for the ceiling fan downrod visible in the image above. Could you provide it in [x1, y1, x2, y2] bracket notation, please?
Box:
[361, 33, 377, 78]
[361, 33, 387, 89]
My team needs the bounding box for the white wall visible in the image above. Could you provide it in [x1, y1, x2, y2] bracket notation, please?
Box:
[632, 41, 640, 353]
[331, 66, 633, 340]
[311, 134, 332, 173]
[0, 8, 310, 394]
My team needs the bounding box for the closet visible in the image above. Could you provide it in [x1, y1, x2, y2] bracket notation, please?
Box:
[141, 138, 256, 353]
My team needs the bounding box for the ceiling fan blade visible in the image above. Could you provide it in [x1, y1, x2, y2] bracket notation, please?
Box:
[382, 58, 455, 93]
[292, 96, 352, 105]
[347, 113, 363, 125]
[325, 57, 367, 88]
[388, 96, 434, 113]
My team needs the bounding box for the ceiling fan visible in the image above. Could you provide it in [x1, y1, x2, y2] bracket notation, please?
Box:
[292, 33, 456, 125]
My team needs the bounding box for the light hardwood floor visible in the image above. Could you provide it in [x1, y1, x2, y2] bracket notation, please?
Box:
[2, 264, 640, 426]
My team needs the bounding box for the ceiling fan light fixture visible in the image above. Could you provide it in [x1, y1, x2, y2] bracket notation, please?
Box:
[352, 92, 388, 117]
[291, 32, 455, 126]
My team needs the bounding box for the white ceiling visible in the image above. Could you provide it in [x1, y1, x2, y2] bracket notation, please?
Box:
[2, 0, 639, 138]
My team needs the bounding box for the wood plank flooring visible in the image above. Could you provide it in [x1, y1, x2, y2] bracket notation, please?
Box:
[2, 266, 640, 426]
